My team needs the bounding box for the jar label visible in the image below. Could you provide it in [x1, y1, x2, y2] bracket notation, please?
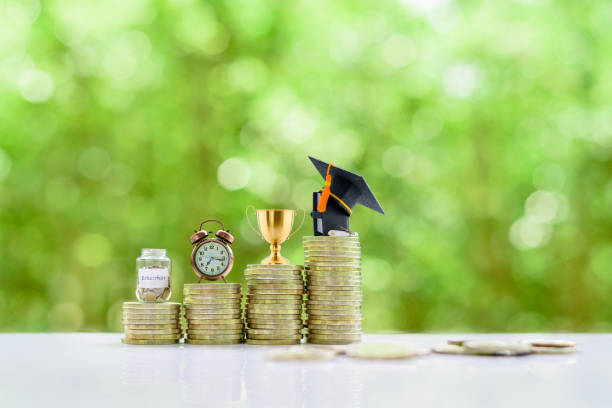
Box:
[138, 267, 169, 288]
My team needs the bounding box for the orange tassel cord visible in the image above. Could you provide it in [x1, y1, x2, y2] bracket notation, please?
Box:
[317, 163, 333, 212]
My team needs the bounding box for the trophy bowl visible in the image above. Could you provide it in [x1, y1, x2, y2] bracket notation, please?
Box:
[247, 207, 305, 264]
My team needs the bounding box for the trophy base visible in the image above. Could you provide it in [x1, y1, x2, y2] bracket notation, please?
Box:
[260, 253, 290, 265]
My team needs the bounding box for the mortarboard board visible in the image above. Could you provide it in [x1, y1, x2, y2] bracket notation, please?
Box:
[309, 156, 384, 236]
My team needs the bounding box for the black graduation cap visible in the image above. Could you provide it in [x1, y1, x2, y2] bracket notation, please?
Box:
[309, 156, 384, 236]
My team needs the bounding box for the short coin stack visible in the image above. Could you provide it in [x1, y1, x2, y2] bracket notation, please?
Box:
[122, 302, 182, 345]
[183, 283, 244, 345]
[245, 264, 305, 345]
[303, 236, 362, 345]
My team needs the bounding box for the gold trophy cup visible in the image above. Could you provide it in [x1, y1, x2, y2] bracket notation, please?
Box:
[246, 207, 305, 264]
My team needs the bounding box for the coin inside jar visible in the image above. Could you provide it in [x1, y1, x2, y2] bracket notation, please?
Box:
[136, 249, 172, 302]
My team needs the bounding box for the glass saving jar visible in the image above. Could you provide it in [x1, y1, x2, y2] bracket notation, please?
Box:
[136, 249, 172, 302]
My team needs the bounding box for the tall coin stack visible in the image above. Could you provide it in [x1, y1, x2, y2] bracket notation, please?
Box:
[183, 283, 244, 345]
[245, 264, 305, 345]
[303, 236, 362, 344]
[122, 302, 182, 345]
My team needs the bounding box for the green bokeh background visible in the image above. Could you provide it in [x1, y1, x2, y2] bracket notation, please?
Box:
[1, 0, 611, 333]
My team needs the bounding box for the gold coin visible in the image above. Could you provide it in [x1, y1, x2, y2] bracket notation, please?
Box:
[306, 288, 361, 294]
[246, 299, 303, 305]
[247, 323, 303, 329]
[307, 338, 359, 345]
[247, 294, 303, 300]
[307, 275, 361, 281]
[246, 307, 301, 314]
[307, 317, 362, 324]
[306, 304, 361, 311]
[183, 292, 242, 303]
[184, 283, 241, 290]
[247, 308, 302, 315]
[519, 339, 577, 348]
[307, 294, 362, 301]
[185, 338, 242, 345]
[245, 276, 302, 282]
[187, 329, 244, 335]
[246, 264, 303, 269]
[187, 334, 243, 340]
[123, 319, 180, 325]
[185, 318, 243, 325]
[302, 236, 360, 241]
[185, 303, 242, 313]
[302, 239, 360, 245]
[125, 333, 183, 340]
[305, 265, 362, 271]
[245, 270, 302, 275]
[247, 301, 301, 307]
[248, 289, 304, 295]
[186, 313, 241, 320]
[122, 311, 180, 316]
[304, 248, 361, 253]
[306, 281, 361, 288]
[307, 311, 362, 318]
[185, 308, 240, 314]
[122, 318, 180, 324]
[247, 318, 302, 325]
[303, 246, 361, 251]
[306, 300, 361, 306]
[306, 262, 361, 267]
[122, 338, 180, 345]
[308, 328, 360, 335]
[307, 333, 361, 340]
[182, 298, 242, 305]
[248, 334, 302, 340]
[188, 323, 244, 330]
[125, 323, 182, 330]
[122, 317, 180, 323]
[248, 284, 304, 291]
[247, 279, 303, 285]
[246, 304, 301, 310]
[247, 329, 302, 335]
[305, 254, 361, 260]
[305, 270, 361, 276]
[124, 329, 182, 335]
[307, 324, 361, 331]
[245, 339, 301, 345]
[123, 302, 181, 308]
[462, 341, 532, 356]
[183, 287, 242, 293]
[246, 313, 302, 320]
[184, 288, 241, 295]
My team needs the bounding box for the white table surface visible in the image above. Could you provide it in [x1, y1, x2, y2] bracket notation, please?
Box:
[0, 333, 609, 408]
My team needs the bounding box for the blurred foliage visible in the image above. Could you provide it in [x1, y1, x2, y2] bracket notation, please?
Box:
[1, 0, 611, 333]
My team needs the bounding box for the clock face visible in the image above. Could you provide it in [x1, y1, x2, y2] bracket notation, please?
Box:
[194, 240, 231, 277]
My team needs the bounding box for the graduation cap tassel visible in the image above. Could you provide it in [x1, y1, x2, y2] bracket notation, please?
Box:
[317, 163, 333, 212]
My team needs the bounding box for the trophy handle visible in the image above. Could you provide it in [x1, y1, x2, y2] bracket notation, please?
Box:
[288, 208, 306, 238]
[245, 206, 262, 238]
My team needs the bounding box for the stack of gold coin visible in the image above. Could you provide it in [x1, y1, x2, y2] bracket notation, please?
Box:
[244, 264, 304, 345]
[183, 283, 244, 345]
[303, 236, 362, 345]
[122, 302, 182, 345]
